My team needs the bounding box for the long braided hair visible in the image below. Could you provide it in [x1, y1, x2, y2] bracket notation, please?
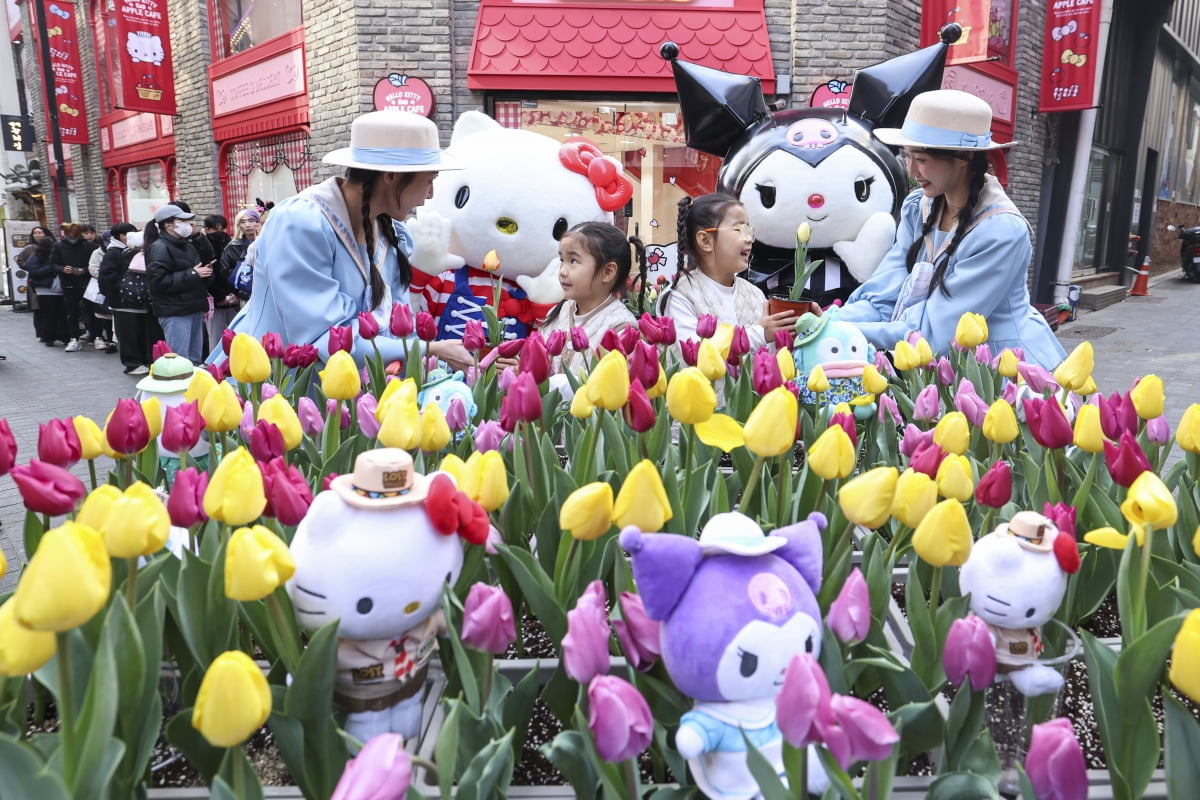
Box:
[346, 167, 415, 311]
[543, 221, 649, 325]
[904, 150, 990, 298]
[673, 193, 743, 286]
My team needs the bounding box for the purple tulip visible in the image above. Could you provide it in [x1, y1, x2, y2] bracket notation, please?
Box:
[444, 397, 468, 432]
[473, 420, 508, 453]
[775, 653, 832, 748]
[357, 394, 381, 438]
[943, 615, 996, 691]
[1146, 414, 1170, 444]
[330, 732, 412, 800]
[912, 384, 941, 421]
[975, 460, 1013, 508]
[935, 356, 955, 386]
[1025, 718, 1088, 800]
[1017, 361, 1059, 394]
[899, 424, 935, 458]
[239, 399, 256, 441]
[1002, 380, 1018, 405]
[1099, 391, 1138, 440]
[326, 399, 351, 430]
[695, 313, 718, 339]
[1023, 396, 1074, 449]
[570, 326, 589, 353]
[873, 349, 895, 376]
[1103, 429, 1152, 487]
[1042, 502, 1077, 539]
[298, 396, 324, 437]
[826, 694, 900, 766]
[167, 467, 208, 528]
[461, 583, 517, 654]
[828, 568, 871, 644]
[587, 675, 653, 763]
[877, 393, 903, 426]
[462, 320, 487, 353]
[562, 581, 610, 685]
[953, 379, 989, 427]
[752, 347, 782, 395]
[261, 383, 279, 400]
[37, 418, 82, 468]
[499, 372, 543, 433]
[612, 592, 661, 671]
[974, 343, 992, 364]
[545, 330, 567, 357]
[497, 366, 517, 392]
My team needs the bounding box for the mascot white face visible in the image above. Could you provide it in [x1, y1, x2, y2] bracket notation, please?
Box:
[424, 112, 620, 279]
[959, 517, 1071, 631]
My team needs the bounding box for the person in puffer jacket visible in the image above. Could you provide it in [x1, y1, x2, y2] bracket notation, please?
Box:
[145, 204, 213, 364]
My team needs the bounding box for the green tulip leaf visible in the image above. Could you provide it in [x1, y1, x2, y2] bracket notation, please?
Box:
[739, 731, 790, 800]
[1115, 613, 1184, 722]
[23, 509, 46, 559]
[888, 700, 944, 760]
[942, 685, 988, 771]
[0, 736, 70, 800]
[541, 729, 602, 799]
[165, 709, 224, 783]
[500, 664, 542, 758]
[926, 771, 1000, 800]
[456, 728, 516, 800]
[434, 699, 463, 799]
[494, 544, 567, 644]
[1165, 691, 1200, 799]
[216, 746, 266, 800]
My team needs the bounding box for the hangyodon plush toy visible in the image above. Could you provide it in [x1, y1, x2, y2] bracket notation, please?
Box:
[791, 307, 877, 420]
[287, 448, 488, 743]
[621, 512, 830, 799]
[408, 111, 633, 342]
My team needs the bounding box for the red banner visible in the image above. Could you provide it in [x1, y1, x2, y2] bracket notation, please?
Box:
[113, 0, 177, 115]
[926, 0, 990, 65]
[1038, 0, 1101, 112]
[28, 0, 89, 144]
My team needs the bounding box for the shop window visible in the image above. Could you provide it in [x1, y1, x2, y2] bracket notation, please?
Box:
[986, 0, 1017, 67]
[123, 162, 170, 227]
[210, 0, 303, 59]
[220, 131, 313, 214]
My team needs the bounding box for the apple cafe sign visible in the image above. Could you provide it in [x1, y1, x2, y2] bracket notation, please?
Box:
[373, 73, 436, 117]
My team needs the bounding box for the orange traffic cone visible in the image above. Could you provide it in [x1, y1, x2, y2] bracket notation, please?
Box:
[1128, 256, 1151, 297]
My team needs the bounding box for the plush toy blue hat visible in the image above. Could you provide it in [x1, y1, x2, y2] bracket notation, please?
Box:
[793, 309, 836, 347]
[698, 512, 787, 557]
[323, 110, 463, 173]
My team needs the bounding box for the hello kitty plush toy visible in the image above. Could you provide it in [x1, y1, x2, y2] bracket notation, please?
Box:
[621, 512, 830, 799]
[958, 510, 1082, 697]
[287, 448, 488, 743]
[408, 111, 632, 341]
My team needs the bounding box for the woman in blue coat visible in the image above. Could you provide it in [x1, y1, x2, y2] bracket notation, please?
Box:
[839, 90, 1065, 370]
[222, 111, 472, 370]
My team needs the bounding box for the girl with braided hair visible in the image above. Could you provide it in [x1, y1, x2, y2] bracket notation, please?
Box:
[217, 111, 474, 370]
[840, 90, 1065, 369]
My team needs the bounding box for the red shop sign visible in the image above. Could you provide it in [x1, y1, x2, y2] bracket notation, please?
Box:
[28, 0, 89, 144]
[113, 0, 178, 115]
[373, 74, 436, 117]
[1037, 0, 1101, 112]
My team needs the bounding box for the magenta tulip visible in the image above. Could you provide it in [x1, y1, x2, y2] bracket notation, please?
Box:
[1098, 390, 1137, 440]
[628, 341, 659, 389]
[519, 332, 552, 385]
[1146, 414, 1170, 444]
[975, 460, 1013, 508]
[826, 694, 900, 766]
[473, 420, 508, 453]
[899, 424, 935, 458]
[943, 614, 996, 691]
[775, 653, 832, 748]
[587, 675, 653, 763]
[828, 568, 871, 644]
[1103, 430, 1152, 487]
[461, 582, 517, 654]
[913, 384, 941, 421]
[499, 372, 542, 433]
[1025, 718, 1088, 800]
[954, 379, 989, 427]
[1023, 396, 1073, 449]
[389, 303, 414, 338]
[570, 326, 589, 353]
[261, 457, 314, 526]
[612, 592, 661, 671]
[562, 581, 610, 685]
[657, 317, 677, 346]
[107, 397, 152, 455]
[358, 394, 381, 438]
[1017, 361, 1059, 394]
[909, 441, 946, 478]
[153, 339, 173, 360]
[221, 327, 236, 356]
[328, 324, 353, 355]
[598, 329, 624, 356]
[752, 347, 782, 395]
[414, 312, 437, 343]
[444, 397, 468, 433]
[495, 339, 524, 359]
[0, 418, 17, 476]
[283, 343, 319, 369]
[544, 329, 567, 357]
[330, 732, 412, 800]
[209, 359, 231, 382]
[249, 420, 286, 464]
[623, 380, 656, 434]
[829, 410, 858, 448]
[695, 313, 717, 339]
[1043, 501, 1077, 538]
[877, 394, 903, 426]
[728, 326, 750, 361]
[638, 313, 664, 344]
[774, 328, 795, 351]
[168, 467, 209, 527]
[37, 418, 82, 468]
[679, 339, 700, 367]
[10, 459, 87, 516]
[461, 320, 486, 352]
[261, 331, 284, 359]
[618, 325, 640, 355]
[358, 311, 380, 341]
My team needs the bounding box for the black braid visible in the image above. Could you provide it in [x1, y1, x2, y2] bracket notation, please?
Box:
[674, 196, 693, 285]
[355, 171, 388, 311]
[905, 195, 941, 272]
[629, 234, 649, 314]
[929, 152, 989, 297]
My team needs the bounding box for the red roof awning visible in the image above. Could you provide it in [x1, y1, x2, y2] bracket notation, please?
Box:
[468, 0, 775, 94]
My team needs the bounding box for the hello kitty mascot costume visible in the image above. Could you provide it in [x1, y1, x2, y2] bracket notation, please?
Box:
[958, 510, 1081, 697]
[621, 512, 830, 798]
[287, 449, 488, 742]
[408, 111, 633, 341]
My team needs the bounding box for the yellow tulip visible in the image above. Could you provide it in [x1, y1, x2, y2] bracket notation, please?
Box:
[0, 598, 55, 676]
[806, 365, 831, 394]
[935, 454, 975, 501]
[482, 249, 501, 273]
[377, 378, 418, 422]
[104, 482, 171, 558]
[915, 338, 934, 367]
[997, 348, 1019, 378]
[1178, 405, 1200, 454]
[418, 403, 451, 452]
[838, 466, 899, 529]
[570, 387, 594, 418]
[1078, 376, 1097, 397]
[0, 547, 4, 582]
[1072, 403, 1106, 454]
[560, 482, 615, 541]
[711, 324, 735, 359]
[141, 396, 163, 441]
[320, 350, 361, 401]
[862, 364, 888, 395]
[1130, 374, 1165, 420]
[982, 400, 1019, 444]
[1122, 470, 1177, 531]
[225, 525, 295, 602]
[76, 484, 122, 531]
[893, 340, 920, 371]
[1083, 527, 1135, 550]
[13, 522, 111, 632]
[185, 369, 219, 406]
[742, 387, 796, 458]
[192, 650, 272, 747]
[376, 400, 422, 450]
[586, 350, 631, 411]
[439, 454, 468, 485]
[230, 333, 271, 384]
[912, 498, 972, 567]
[1194, 525, 1200, 558]
[697, 338, 727, 382]
[200, 381, 243, 433]
[933, 411, 970, 456]
[777, 348, 796, 382]
[954, 312, 989, 348]
[808, 425, 856, 480]
[647, 364, 667, 400]
[99, 412, 121, 459]
[1169, 609, 1200, 703]
[613, 460, 673, 531]
[695, 414, 745, 453]
[203, 447, 267, 526]
[463, 451, 509, 512]
[666, 367, 717, 425]
[1053, 341, 1094, 393]
[258, 395, 303, 450]
[891, 468, 938, 528]
[796, 222, 812, 245]
[72, 415, 105, 460]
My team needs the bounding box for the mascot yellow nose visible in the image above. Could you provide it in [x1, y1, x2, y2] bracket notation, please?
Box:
[496, 218, 519, 235]
[403, 601, 421, 614]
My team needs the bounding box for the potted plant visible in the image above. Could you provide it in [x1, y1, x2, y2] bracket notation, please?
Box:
[766, 222, 824, 317]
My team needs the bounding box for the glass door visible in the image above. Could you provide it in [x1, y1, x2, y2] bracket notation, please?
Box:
[1073, 146, 1117, 274]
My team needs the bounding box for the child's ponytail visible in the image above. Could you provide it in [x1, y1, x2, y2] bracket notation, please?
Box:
[628, 235, 648, 314]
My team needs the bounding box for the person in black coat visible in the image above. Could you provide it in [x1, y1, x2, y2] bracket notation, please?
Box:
[49, 222, 99, 351]
[25, 236, 70, 346]
[146, 204, 213, 364]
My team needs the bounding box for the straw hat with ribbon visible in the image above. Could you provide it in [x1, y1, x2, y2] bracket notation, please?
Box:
[323, 110, 462, 173]
[874, 89, 1015, 152]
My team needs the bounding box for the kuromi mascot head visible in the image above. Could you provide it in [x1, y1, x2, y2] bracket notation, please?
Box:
[288, 448, 488, 743]
[408, 111, 633, 341]
[620, 512, 829, 798]
[959, 510, 1081, 697]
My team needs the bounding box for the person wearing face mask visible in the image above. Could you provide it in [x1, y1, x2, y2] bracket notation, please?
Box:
[145, 204, 214, 363]
[50, 222, 100, 352]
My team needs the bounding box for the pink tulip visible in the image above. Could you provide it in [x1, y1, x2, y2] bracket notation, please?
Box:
[618, 325, 640, 355]
[261, 383, 279, 400]
[1103, 430, 1152, 487]
[107, 397, 152, 455]
[461, 583, 517, 654]
[239, 399, 256, 442]
[612, 592, 661, 671]
[695, 313, 717, 339]
[297, 396, 324, 437]
[329, 325, 354, 355]
[499, 372, 543, 433]
[461, 320, 486, 353]
[912, 384, 941, 422]
[628, 341, 660, 389]
[1022, 396, 1073, 449]
[330, 732, 411, 800]
[774, 328, 795, 351]
[975, 461, 1013, 508]
[935, 357, 954, 386]
[943, 614, 996, 691]
[1099, 391, 1137, 440]
[444, 397, 468, 432]
[10, 459, 87, 516]
[825, 694, 899, 766]
[877, 394, 902, 426]
[570, 326, 589, 353]
[828, 568, 871, 644]
[496, 339, 524, 359]
[679, 339, 700, 367]
[953, 379, 989, 427]
[974, 343, 992, 364]
[909, 441, 946, 478]
[623, 381, 656, 434]
[37, 418, 82, 468]
[519, 332, 552, 385]
[1042, 502, 1077, 538]
[752, 347, 782, 395]
[587, 675, 653, 763]
[775, 653, 832, 748]
[221, 327, 236, 356]
[657, 317, 677, 346]
[1025, 718, 1088, 800]
[638, 313, 664, 344]
[248, 420, 286, 463]
[1002, 380, 1018, 405]
[153, 339, 173, 360]
[473, 420, 508, 453]
[261, 457, 314, 526]
[1146, 414, 1170, 444]
[357, 395, 381, 438]
[728, 326, 750, 361]
[873, 349, 895, 376]
[261, 331, 284, 359]
[0, 418, 17, 476]
[357, 311, 380, 341]
[168, 467, 208, 527]
[563, 581, 610, 684]
[415, 312, 437, 342]
[389, 303, 414, 338]
[497, 366, 516, 392]
[545, 330, 567, 357]
[1017, 361, 1058, 394]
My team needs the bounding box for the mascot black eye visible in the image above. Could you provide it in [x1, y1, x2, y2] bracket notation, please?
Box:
[553, 217, 569, 240]
[1026, 607, 1037, 618]
[854, 177, 875, 203]
[755, 183, 776, 209]
[804, 635, 814, 653]
[356, 597, 374, 614]
[738, 648, 758, 677]
[454, 186, 469, 209]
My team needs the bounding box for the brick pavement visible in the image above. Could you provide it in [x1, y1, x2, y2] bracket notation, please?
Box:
[2, 273, 1199, 591]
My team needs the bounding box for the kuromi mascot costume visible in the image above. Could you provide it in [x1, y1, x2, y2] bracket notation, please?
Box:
[621, 512, 830, 799]
[958, 511, 1081, 697]
[287, 449, 488, 743]
[409, 112, 633, 341]
[662, 26, 963, 305]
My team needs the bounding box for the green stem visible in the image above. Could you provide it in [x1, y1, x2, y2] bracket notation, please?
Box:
[122, 457, 133, 489]
[522, 422, 538, 503]
[783, 741, 808, 798]
[738, 455, 767, 514]
[776, 455, 788, 529]
[411, 754, 439, 785]
[126, 558, 139, 609]
[882, 523, 911, 569]
[557, 537, 582, 602]
[265, 591, 302, 675]
[42, 513, 50, 532]
[86, 459, 97, 492]
[480, 652, 494, 714]
[55, 631, 77, 791]
[234, 750, 247, 799]
[929, 565, 943, 618]
[250, 382, 262, 416]
[621, 756, 639, 800]
[1131, 523, 1154, 641]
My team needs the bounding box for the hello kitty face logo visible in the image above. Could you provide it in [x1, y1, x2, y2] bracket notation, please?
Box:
[787, 118, 840, 150]
[747, 572, 792, 619]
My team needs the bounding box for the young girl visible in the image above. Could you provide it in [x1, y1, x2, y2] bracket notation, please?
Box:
[658, 193, 796, 349]
[540, 221, 643, 374]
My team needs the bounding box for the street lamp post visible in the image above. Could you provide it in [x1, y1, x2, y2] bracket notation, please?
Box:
[31, 0, 71, 225]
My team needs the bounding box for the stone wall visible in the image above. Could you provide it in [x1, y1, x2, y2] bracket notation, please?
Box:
[168, 0, 219, 216]
[303, 0, 359, 182]
[1151, 198, 1200, 277]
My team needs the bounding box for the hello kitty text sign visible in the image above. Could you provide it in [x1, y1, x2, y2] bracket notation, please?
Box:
[113, 0, 176, 114]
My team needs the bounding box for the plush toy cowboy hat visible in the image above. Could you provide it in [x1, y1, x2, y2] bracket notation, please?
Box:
[136, 353, 199, 394]
[331, 448, 431, 509]
[698, 512, 786, 557]
[874, 89, 1016, 151]
[323, 110, 462, 173]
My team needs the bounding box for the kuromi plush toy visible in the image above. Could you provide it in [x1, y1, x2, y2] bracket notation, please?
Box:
[409, 111, 633, 341]
[958, 511, 1082, 697]
[287, 449, 488, 743]
[621, 512, 830, 799]
[791, 308, 876, 420]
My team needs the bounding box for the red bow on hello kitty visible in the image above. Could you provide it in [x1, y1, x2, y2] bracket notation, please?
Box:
[559, 141, 634, 212]
[425, 474, 489, 545]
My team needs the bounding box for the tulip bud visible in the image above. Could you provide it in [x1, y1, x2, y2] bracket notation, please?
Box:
[695, 313, 718, 339]
[230, 333, 271, 384]
[932, 411, 969, 455]
[71, 415, 104, 461]
[461, 582, 517, 654]
[1177, 404, 1200, 454]
[330, 732, 412, 800]
[827, 568, 871, 644]
[861, 363, 888, 395]
[1169, 609, 1200, 704]
[1043, 501, 1077, 539]
[776, 653, 832, 748]
[613, 460, 673, 532]
[612, 592, 661, 671]
[838, 467, 898, 529]
[912, 498, 972, 567]
[954, 312, 988, 348]
[944, 615, 996, 690]
[776, 347, 796, 382]
[103, 481, 171, 558]
[891, 468, 938, 528]
[622, 380, 656, 434]
[666, 368, 717, 425]
[975, 460, 1013, 508]
[0, 420, 17, 476]
[499, 372, 543, 432]
[1025, 718, 1088, 800]
[473, 420, 508, 453]
[996, 348, 1019, 378]
[204, 447, 267, 525]
[418, 402, 452, 452]
[563, 581, 610, 684]
[587, 675, 654, 762]
[10, 459, 87, 517]
[743, 387, 799, 458]
[0, 598, 56, 676]
[1129, 374, 1165, 420]
[982, 399, 1019, 444]
[1103, 430, 1152, 487]
[912, 384, 941, 421]
[168, 467, 209, 527]
[415, 311, 437, 342]
[257, 394, 303, 451]
[463, 450, 509, 512]
[569, 387, 594, 419]
[909, 440, 946, 478]
[696, 338, 727, 382]
[935, 454, 974, 501]
[192, 650, 272, 747]
[1121, 470, 1177, 530]
[161, 400, 204, 455]
[106, 397, 152, 455]
[321, 350, 362, 401]
[570, 325, 589, 353]
[809, 424, 856, 480]
[560, 482, 615, 541]
[13, 522, 111, 631]
[806, 364, 831, 394]
[953, 379, 989, 427]
[77, 484, 121, 531]
[893, 340, 920, 371]
[1053, 341, 1094, 394]
[586, 350, 631, 411]
[225, 524, 295, 601]
[199, 382, 243, 434]
[679, 338, 700, 367]
[1023, 396, 1074, 449]
[37, 418, 82, 468]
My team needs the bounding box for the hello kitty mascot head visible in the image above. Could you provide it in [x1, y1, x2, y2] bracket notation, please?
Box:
[958, 510, 1081, 697]
[408, 111, 633, 341]
[287, 448, 488, 743]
